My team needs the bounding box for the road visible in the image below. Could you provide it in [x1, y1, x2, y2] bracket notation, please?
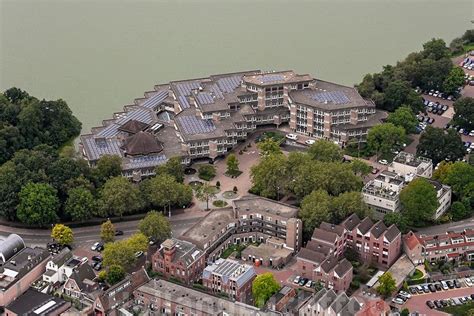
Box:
[0, 212, 204, 247]
[414, 217, 474, 236]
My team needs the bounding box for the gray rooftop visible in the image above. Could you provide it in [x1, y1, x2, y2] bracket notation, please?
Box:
[0, 234, 25, 263]
[202, 258, 256, 288]
[233, 195, 298, 219]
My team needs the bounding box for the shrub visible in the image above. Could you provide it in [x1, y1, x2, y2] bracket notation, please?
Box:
[233, 186, 238, 193]
[198, 165, 216, 181]
[216, 181, 221, 188]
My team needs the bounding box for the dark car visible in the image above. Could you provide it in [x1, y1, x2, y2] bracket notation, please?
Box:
[299, 278, 308, 286]
[92, 255, 102, 262]
[115, 230, 124, 236]
[454, 280, 461, 288]
[441, 300, 448, 307]
[93, 261, 102, 271]
[433, 300, 442, 308]
[428, 284, 436, 292]
[96, 241, 105, 252]
[446, 280, 454, 289]
[426, 301, 435, 309]
[435, 283, 442, 291]
[371, 167, 379, 175]
[409, 287, 417, 294]
[471, 294, 474, 300]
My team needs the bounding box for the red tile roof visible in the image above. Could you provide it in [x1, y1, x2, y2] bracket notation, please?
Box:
[404, 232, 421, 250]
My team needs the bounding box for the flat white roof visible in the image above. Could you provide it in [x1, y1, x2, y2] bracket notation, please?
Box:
[366, 270, 384, 288]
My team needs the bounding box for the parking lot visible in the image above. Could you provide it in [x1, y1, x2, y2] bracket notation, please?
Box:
[394, 278, 474, 315]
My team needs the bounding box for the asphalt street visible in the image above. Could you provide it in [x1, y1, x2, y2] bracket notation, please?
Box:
[0, 215, 201, 247]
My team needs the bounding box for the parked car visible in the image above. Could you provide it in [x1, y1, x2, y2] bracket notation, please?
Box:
[466, 278, 473, 287]
[285, 133, 298, 141]
[396, 295, 407, 302]
[427, 117, 434, 124]
[422, 285, 430, 293]
[378, 159, 388, 165]
[81, 257, 88, 264]
[91, 242, 101, 251]
[435, 283, 442, 291]
[305, 139, 315, 145]
[305, 280, 313, 288]
[428, 284, 436, 292]
[454, 280, 461, 288]
[371, 167, 379, 174]
[293, 276, 301, 284]
[426, 301, 435, 309]
[415, 285, 424, 294]
[469, 130, 474, 137]
[441, 281, 449, 290]
[433, 300, 442, 308]
[392, 298, 404, 305]
[115, 230, 124, 236]
[92, 255, 103, 262]
[446, 280, 454, 289]
[93, 261, 102, 271]
[399, 291, 411, 299]
[135, 251, 144, 258]
[409, 287, 417, 294]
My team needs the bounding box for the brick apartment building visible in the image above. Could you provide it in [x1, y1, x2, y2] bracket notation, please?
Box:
[296, 214, 401, 291]
[151, 238, 206, 285]
[180, 196, 302, 263]
[202, 258, 256, 302]
[298, 288, 362, 316]
[363, 152, 451, 219]
[80, 70, 385, 180]
[0, 246, 50, 308]
[404, 229, 474, 265]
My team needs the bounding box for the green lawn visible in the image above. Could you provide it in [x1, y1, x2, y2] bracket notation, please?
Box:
[452, 43, 474, 57]
[441, 301, 474, 316]
[410, 268, 423, 280]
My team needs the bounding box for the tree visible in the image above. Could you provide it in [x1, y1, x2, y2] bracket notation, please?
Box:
[139, 211, 171, 242]
[387, 106, 419, 134]
[383, 212, 409, 233]
[422, 38, 450, 60]
[155, 157, 184, 183]
[417, 126, 465, 164]
[99, 177, 142, 217]
[367, 123, 405, 159]
[450, 201, 469, 221]
[107, 265, 126, 285]
[432, 161, 453, 183]
[51, 224, 74, 246]
[226, 153, 240, 175]
[330, 191, 370, 223]
[198, 164, 216, 181]
[308, 140, 343, 162]
[401, 308, 410, 316]
[126, 233, 148, 253]
[444, 162, 474, 197]
[350, 159, 372, 177]
[443, 67, 465, 96]
[299, 190, 332, 238]
[17, 182, 59, 226]
[93, 155, 122, 185]
[195, 182, 216, 210]
[252, 273, 280, 308]
[65, 187, 96, 221]
[250, 154, 288, 199]
[453, 97, 474, 130]
[257, 138, 282, 156]
[101, 220, 116, 243]
[376, 272, 397, 298]
[382, 80, 422, 113]
[140, 174, 191, 213]
[400, 178, 439, 226]
[102, 239, 136, 268]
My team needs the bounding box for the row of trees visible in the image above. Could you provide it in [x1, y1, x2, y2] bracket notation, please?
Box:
[449, 29, 474, 56]
[0, 88, 82, 164]
[356, 38, 464, 112]
[0, 145, 192, 226]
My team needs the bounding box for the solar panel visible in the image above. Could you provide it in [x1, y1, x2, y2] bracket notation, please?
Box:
[141, 90, 168, 109]
[310, 91, 350, 105]
[176, 81, 200, 96]
[196, 92, 214, 105]
[176, 116, 216, 135]
[217, 75, 241, 93]
[261, 74, 285, 83]
[178, 95, 190, 109]
[83, 137, 122, 160]
[116, 108, 154, 125]
[210, 84, 224, 99]
[97, 123, 120, 138]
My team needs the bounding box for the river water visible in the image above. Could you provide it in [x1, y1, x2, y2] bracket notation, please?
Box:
[1, 0, 472, 132]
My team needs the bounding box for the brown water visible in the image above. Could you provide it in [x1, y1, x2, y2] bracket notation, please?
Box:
[1, 0, 472, 131]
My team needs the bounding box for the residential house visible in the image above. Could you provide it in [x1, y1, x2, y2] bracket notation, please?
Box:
[62, 263, 98, 305]
[4, 289, 71, 316]
[42, 248, 73, 284]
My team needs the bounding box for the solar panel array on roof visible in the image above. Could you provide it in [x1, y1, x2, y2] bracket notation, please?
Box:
[83, 137, 122, 161]
[217, 75, 241, 93]
[178, 95, 191, 109]
[176, 116, 216, 135]
[141, 90, 169, 109]
[261, 74, 285, 83]
[196, 92, 214, 105]
[176, 81, 201, 96]
[125, 155, 167, 169]
[116, 108, 154, 125]
[97, 123, 120, 138]
[310, 91, 350, 105]
[210, 84, 224, 99]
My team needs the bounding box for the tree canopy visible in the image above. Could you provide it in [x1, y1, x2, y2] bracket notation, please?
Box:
[106, 264, 126, 285]
[400, 178, 439, 226]
[307, 140, 343, 162]
[367, 123, 405, 158]
[17, 182, 59, 227]
[100, 220, 116, 243]
[138, 211, 171, 242]
[252, 273, 280, 308]
[155, 157, 184, 183]
[417, 126, 465, 164]
[99, 177, 142, 217]
[51, 224, 74, 246]
[65, 187, 96, 222]
[387, 106, 419, 134]
[376, 272, 397, 298]
[250, 154, 288, 199]
[299, 190, 332, 238]
[453, 97, 474, 131]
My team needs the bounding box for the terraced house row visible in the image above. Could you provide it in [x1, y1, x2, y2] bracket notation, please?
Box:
[80, 70, 386, 179]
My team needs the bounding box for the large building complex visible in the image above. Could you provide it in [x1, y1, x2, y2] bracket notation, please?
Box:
[363, 152, 451, 219]
[80, 70, 386, 179]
